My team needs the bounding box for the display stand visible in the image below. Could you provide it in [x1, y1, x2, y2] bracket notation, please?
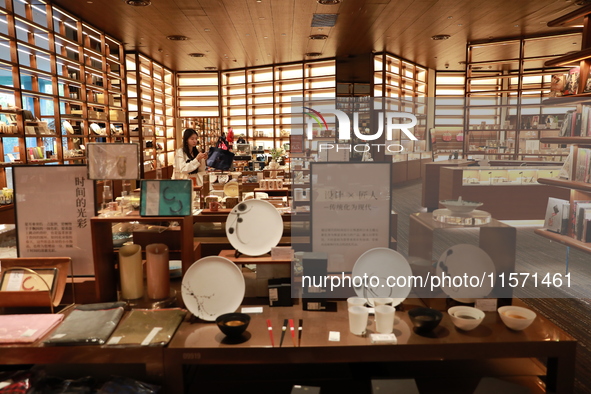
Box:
[408, 212, 516, 307]
[90, 214, 194, 302]
[0, 257, 73, 311]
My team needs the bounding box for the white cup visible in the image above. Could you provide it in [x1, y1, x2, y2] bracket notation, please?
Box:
[348, 306, 369, 336]
[374, 305, 396, 334]
[347, 297, 367, 308]
[373, 298, 394, 307]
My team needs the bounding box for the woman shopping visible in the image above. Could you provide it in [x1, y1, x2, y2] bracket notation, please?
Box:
[172, 128, 208, 186]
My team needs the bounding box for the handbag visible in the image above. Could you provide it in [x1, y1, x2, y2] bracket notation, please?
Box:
[207, 146, 235, 170]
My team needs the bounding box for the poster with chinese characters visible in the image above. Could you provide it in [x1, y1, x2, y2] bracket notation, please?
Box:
[310, 162, 391, 272]
[14, 166, 95, 276]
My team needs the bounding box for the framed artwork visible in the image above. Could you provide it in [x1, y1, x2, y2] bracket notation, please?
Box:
[87, 142, 140, 180]
[140, 179, 192, 216]
[0, 267, 58, 296]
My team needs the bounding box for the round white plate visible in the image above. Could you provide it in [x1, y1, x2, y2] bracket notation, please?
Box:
[181, 256, 245, 321]
[217, 174, 229, 184]
[223, 181, 239, 197]
[352, 247, 413, 307]
[63, 120, 74, 134]
[225, 199, 283, 256]
[90, 123, 100, 134]
[435, 244, 496, 301]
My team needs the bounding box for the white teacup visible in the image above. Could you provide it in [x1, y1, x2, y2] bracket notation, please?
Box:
[348, 306, 369, 336]
[374, 305, 396, 334]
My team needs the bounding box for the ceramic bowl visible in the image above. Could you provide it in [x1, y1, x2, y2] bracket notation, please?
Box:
[408, 307, 442, 333]
[498, 306, 536, 331]
[216, 313, 251, 338]
[440, 199, 483, 214]
[448, 306, 485, 331]
[112, 232, 132, 247]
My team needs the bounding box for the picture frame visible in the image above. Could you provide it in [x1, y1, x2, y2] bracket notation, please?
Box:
[0, 267, 58, 297]
[140, 179, 192, 216]
[86, 142, 140, 180]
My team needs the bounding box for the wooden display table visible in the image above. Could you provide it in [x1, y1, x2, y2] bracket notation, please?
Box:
[421, 159, 475, 211]
[90, 214, 194, 302]
[408, 212, 516, 302]
[163, 300, 576, 393]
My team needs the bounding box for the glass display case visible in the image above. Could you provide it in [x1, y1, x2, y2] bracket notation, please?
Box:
[460, 166, 561, 185]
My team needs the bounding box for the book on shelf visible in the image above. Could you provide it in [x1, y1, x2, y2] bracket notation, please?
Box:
[584, 73, 591, 94]
[559, 145, 574, 180]
[576, 205, 591, 241]
[543, 197, 570, 235]
[550, 74, 565, 97]
[570, 200, 591, 238]
[563, 67, 580, 95]
[583, 218, 591, 243]
[560, 110, 575, 136]
[574, 147, 591, 183]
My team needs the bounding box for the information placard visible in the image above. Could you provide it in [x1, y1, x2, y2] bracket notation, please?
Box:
[14, 166, 95, 276]
[310, 162, 391, 272]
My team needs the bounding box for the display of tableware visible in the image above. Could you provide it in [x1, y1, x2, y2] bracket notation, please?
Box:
[215, 312, 251, 338]
[435, 244, 495, 302]
[90, 123, 100, 134]
[448, 306, 485, 331]
[62, 120, 74, 134]
[408, 307, 443, 333]
[432, 208, 492, 226]
[497, 306, 536, 331]
[351, 247, 412, 307]
[112, 232, 132, 247]
[230, 171, 242, 180]
[439, 196, 483, 214]
[217, 174, 229, 184]
[225, 199, 283, 256]
[209, 173, 217, 184]
[181, 256, 245, 321]
[223, 181, 239, 197]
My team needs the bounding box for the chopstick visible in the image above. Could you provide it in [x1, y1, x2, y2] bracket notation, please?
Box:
[289, 318, 297, 347]
[298, 319, 303, 347]
[266, 319, 275, 347]
[279, 319, 288, 347]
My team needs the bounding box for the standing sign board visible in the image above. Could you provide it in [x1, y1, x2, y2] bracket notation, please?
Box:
[14, 166, 95, 276]
[310, 162, 392, 272]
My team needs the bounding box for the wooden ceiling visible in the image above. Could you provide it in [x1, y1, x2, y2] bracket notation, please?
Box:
[50, 0, 582, 72]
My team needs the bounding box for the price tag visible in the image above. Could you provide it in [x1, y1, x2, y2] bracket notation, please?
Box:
[5, 270, 24, 291]
[475, 298, 498, 312]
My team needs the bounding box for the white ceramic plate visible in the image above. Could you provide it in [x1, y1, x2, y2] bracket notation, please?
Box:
[352, 247, 413, 307]
[90, 123, 100, 134]
[217, 174, 229, 184]
[63, 120, 74, 134]
[181, 256, 245, 321]
[225, 199, 283, 256]
[223, 181, 239, 197]
[435, 244, 496, 301]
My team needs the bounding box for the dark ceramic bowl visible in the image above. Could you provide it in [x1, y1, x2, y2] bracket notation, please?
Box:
[216, 313, 251, 338]
[408, 307, 443, 333]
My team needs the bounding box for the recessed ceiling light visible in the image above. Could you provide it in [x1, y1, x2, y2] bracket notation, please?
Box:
[281, 33, 286, 36]
[306, 52, 323, 57]
[124, 0, 151, 6]
[431, 34, 450, 40]
[447, 16, 453, 19]
[457, 24, 463, 26]
[204, 28, 211, 32]
[259, 17, 265, 20]
[167, 35, 189, 41]
[264, 36, 268, 38]
[317, 0, 340, 4]
[205, 67, 217, 70]
[188, 53, 205, 57]
[309, 34, 328, 40]
[514, 24, 519, 27]
[246, 33, 251, 36]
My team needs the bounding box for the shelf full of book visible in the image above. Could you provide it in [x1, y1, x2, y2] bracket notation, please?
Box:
[536, 138, 591, 253]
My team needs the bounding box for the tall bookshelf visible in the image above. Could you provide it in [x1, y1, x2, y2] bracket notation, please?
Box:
[463, 34, 580, 161]
[0, 0, 126, 218]
[126, 53, 175, 178]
